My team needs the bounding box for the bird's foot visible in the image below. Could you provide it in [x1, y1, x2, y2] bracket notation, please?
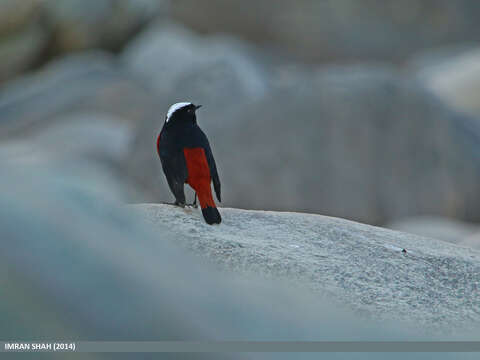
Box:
[160, 201, 185, 208]
[174, 201, 186, 208]
[187, 193, 198, 208]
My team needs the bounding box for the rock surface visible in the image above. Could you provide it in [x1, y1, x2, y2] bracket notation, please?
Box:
[132, 203, 480, 333]
[3, 162, 470, 359]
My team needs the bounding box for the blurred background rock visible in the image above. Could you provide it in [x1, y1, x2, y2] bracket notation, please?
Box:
[172, 0, 480, 63]
[2, 0, 480, 233]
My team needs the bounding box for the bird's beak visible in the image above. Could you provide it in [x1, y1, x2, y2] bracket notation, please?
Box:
[194, 105, 202, 110]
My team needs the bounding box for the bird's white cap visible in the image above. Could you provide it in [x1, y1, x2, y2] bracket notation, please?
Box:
[166, 102, 192, 122]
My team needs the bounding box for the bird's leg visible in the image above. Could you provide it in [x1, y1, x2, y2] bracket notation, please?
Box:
[187, 193, 198, 208]
[172, 187, 186, 207]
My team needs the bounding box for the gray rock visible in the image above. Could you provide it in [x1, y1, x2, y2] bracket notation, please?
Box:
[0, 0, 40, 36]
[0, 21, 49, 83]
[123, 21, 270, 108]
[0, 51, 165, 201]
[0, 113, 132, 168]
[1, 162, 459, 360]
[0, 0, 169, 82]
[0, 0, 46, 82]
[0, 112, 140, 201]
[132, 203, 480, 333]
[173, 0, 480, 63]
[0, 51, 157, 139]
[224, 66, 480, 224]
[410, 46, 480, 117]
[44, 0, 169, 52]
[129, 64, 480, 224]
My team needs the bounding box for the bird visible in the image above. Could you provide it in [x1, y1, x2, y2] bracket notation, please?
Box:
[157, 102, 222, 225]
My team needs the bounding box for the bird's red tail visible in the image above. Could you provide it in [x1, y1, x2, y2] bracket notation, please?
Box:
[184, 148, 221, 224]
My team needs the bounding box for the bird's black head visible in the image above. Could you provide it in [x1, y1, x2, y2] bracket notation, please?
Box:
[165, 102, 202, 125]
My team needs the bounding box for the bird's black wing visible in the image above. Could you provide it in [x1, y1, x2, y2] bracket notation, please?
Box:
[160, 153, 188, 205]
[204, 142, 221, 203]
[157, 129, 188, 204]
